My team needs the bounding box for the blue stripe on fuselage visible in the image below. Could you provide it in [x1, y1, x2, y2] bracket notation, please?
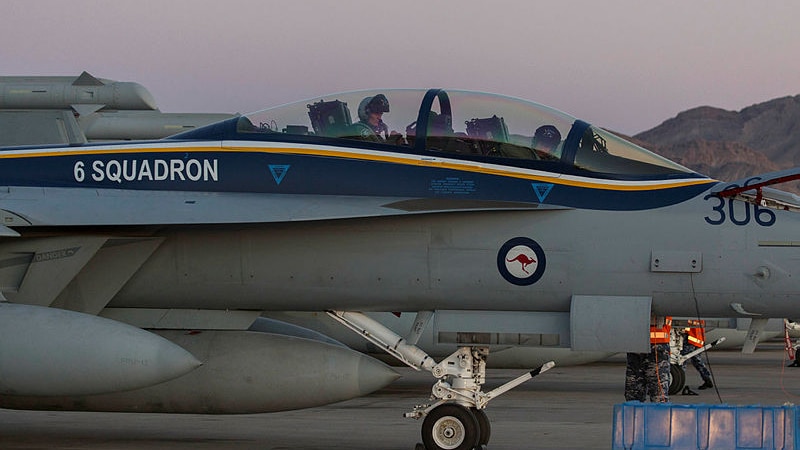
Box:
[0, 146, 715, 211]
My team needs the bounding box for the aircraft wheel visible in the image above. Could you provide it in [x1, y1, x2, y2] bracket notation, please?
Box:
[422, 404, 479, 450]
[471, 408, 491, 446]
[668, 363, 685, 396]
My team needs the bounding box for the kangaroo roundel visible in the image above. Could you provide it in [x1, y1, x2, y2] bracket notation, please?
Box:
[497, 237, 546, 286]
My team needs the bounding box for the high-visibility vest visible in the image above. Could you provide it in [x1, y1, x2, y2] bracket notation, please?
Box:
[650, 316, 672, 344]
[686, 320, 705, 348]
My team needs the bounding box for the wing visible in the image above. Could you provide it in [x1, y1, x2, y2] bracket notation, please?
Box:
[0, 110, 87, 147]
[0, 232, 397, 412]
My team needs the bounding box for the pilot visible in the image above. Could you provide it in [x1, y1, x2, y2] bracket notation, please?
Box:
[351, 94, 401, 143]
[532, 125, 562, 157]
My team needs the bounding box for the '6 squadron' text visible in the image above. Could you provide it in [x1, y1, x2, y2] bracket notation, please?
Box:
[73, 159, 219, 184]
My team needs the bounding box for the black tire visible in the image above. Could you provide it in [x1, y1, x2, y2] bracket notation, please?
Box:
[471, 408, 491, 446]
[668, 363, 685, 396]
[422, 404, 479, 450]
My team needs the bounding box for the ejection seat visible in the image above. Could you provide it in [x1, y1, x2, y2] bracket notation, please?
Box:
[307, 99, 353, 138]
[466, 115, 535, 159]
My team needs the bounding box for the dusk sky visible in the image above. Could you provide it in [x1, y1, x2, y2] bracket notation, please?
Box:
[3, 1, 799, 135]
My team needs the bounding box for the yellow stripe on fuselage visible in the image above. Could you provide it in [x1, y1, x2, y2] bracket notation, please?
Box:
[245, 145, 715, 191]
[0, 141, 715, 192]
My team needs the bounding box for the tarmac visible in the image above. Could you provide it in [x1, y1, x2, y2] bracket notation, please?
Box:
[2, 344, 800, 450]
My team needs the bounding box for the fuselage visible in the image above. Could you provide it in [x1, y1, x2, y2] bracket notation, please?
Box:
[103, 192, 800, 319]
[2, 87, 799, 417]
[1, 88, 797, 319]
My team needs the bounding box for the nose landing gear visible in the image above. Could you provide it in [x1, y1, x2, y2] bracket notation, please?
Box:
[328, 310, 554, 450]
[408, 347, 552, 449]
[422, 404, 479, 450]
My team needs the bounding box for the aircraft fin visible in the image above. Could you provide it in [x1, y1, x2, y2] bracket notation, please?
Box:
[50, 237, 165, 315]
[73, 71, 105, 86]
[741, 317, 769, 354]
[0, 236, 107, 307]
[71, 104, 105, 116]
[0, 225, 19, 237]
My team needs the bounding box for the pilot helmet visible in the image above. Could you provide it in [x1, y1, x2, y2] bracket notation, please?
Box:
[358, 94, 390, 121]
[534, 125, 561, 149]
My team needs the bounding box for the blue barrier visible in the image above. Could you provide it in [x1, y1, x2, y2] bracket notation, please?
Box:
[612, 402, 797, 449]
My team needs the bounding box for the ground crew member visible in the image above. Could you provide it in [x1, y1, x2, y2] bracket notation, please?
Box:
[681, 320, 713, 391]
[625, 315, 671, 403]
[785, 319, 800, 367]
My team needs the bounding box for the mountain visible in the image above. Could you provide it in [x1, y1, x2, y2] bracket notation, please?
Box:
[633, 95, 800, 191]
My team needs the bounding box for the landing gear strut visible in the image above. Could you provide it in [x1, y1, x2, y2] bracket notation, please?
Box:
[328, 310, 554, 450]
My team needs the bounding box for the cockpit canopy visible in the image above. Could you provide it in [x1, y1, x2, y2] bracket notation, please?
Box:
[186, 89, 698, 181]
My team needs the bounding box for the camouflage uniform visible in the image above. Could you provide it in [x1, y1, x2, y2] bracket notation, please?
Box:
[625, 343, 670, 403]
[681, 334, 712, 385]
[624, 352, 648, 402]
[650, 343, 670, 402]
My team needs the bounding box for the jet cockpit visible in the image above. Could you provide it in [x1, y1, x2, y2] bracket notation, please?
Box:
[177, 88, 701, 182]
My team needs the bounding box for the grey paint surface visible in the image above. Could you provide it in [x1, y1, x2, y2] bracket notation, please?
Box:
[0, 72, 232, 146]
[0, 330, 398, 413]
[0, 347, 794, 449]
[2, 77, 799, 449]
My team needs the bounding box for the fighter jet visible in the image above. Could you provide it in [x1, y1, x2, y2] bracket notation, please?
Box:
[0, 72, 618, 371]
[0, 71, 233, 146]
[1, 87, 800, 450]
